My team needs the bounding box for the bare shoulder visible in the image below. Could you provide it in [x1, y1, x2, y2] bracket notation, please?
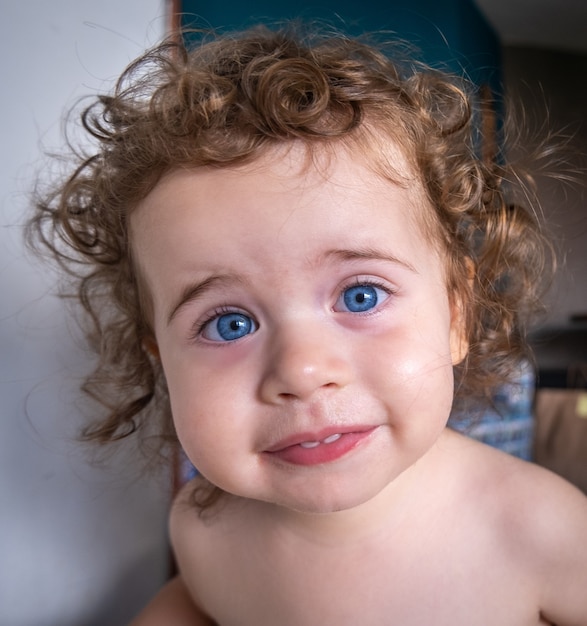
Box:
[128, 576, 215, 626]
[502, 453, 587, 625]
[447, 430, 587, 625]
[170, 477, 247, 553]
[169, 478, 258, 602]
[447, 430, 587, 549]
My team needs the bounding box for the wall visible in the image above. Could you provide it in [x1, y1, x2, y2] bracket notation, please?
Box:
[0, 2, 171, 624]
[503, 46, 587, 328]
[181, 0, 501, 87]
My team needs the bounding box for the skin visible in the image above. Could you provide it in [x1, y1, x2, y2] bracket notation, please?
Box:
[129, 143, 587, 625]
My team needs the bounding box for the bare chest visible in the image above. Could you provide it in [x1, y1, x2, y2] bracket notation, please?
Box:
[186, 532, 547, 626]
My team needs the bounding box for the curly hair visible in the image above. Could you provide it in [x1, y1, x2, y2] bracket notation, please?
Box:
[28, 24, 552, 492]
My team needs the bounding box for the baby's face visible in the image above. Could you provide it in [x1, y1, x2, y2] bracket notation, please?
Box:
[131, 143, 467, 515]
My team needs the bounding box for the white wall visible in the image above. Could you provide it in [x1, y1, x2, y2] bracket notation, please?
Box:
[0, 2, 171, 624]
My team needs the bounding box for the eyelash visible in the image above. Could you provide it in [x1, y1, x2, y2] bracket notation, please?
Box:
[334, 278, 395, 313]
[341, 278, 393, 297]
[190, 306, 246, 340]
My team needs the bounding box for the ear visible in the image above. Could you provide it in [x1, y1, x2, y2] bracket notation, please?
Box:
[142, 336, 160, 360]
[448, 287, 470, 366]
[449, 305, 469, 366]
[449, 257, 474, 365]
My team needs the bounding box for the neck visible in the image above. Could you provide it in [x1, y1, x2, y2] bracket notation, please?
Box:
[264, 450, 437, 547]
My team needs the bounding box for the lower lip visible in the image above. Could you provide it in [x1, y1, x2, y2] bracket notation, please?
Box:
[265, 428, 377, 466]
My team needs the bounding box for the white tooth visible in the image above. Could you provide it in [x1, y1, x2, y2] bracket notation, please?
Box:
[323, 433, 342, 444]
[300, 441, 320, 449]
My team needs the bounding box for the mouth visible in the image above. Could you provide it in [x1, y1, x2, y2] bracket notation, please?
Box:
[263, 426, 378, 466]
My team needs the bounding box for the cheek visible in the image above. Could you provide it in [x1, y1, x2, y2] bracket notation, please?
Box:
[375, 304, 455, 371]
[156, 354, 209, 438]
[161, 356, 254, 456]
[366, 327, 456, 413]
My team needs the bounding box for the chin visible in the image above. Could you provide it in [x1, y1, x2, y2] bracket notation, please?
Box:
[264, 474, 393, 516]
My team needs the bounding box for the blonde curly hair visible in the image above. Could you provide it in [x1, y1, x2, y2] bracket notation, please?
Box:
[28, 24, 551, 476]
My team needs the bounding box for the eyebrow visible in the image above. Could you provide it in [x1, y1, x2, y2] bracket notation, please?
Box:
[166, 247, 416, 326]
[167, 274, 242, 326]
[321, 247, 418, 274]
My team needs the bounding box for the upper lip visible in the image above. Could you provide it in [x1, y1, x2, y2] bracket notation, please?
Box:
[264, 425, 377, 453]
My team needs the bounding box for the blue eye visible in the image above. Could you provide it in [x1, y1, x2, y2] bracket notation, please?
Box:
[338, 284, 388, 313]
[201, 312, 257, 342]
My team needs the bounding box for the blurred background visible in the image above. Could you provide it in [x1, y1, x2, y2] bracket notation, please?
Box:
[1, 1, 585, 624]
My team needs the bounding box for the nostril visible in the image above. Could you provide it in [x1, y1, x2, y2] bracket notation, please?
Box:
[259, 345, 351, 404]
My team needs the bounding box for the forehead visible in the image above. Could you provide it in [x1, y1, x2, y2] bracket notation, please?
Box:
[129, 141, 444, 309]
[132, 138, 432, 239]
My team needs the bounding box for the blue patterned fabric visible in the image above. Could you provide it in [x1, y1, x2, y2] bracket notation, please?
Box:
[450, 360, 536, 460]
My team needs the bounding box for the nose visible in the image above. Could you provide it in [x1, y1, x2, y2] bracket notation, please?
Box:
[258, 323, 352, 404]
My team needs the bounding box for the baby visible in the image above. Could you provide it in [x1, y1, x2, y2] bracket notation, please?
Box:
[30, 25, 587, 625]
